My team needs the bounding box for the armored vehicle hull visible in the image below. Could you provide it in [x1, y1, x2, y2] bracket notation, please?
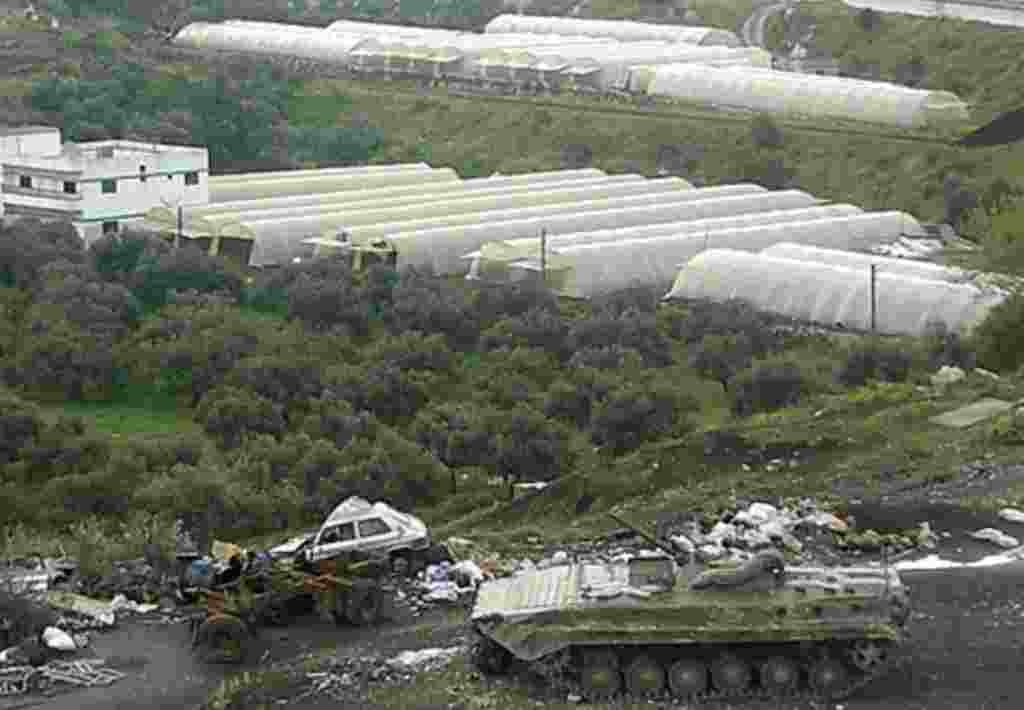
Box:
[469, 552, 911, 702]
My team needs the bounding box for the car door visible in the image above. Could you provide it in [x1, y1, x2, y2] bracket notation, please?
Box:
[355, 517, 402, 553]
[308, 521, 357, 563]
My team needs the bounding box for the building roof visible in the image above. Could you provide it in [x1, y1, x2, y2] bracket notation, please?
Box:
[0, 125, 59, 136]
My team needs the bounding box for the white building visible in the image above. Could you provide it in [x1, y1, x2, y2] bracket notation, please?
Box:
[0, 125, 209, 245]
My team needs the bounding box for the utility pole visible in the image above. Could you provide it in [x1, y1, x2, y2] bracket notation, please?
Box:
[176, 205, 183, 249]
[870, 264, 877, 334]
[540, 227, 547, 285]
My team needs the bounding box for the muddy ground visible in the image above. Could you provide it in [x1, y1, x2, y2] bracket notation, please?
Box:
[4, 491, 1024, 710]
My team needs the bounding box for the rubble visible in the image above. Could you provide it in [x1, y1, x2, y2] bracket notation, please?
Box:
[300, 647, 466, 701]
[969, 528, 1020, 549]
[998, 508, 1024, 524]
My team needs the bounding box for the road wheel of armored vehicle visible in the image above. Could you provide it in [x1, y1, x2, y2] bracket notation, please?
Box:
[848, 640, 890, 672]
[195, 615, 249, 664]
[807, 657, 849, 697]
[759, 656, 800, 693]
[711, 654, 752, 693]
[471, 637, 512, 675]
[623, 655, 665, 697]
[667, 658, 708, 697]
[579, 649, 621, 699]
[345, 583, 382, 626]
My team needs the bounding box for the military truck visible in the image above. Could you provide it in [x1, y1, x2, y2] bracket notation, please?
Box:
[469, 515, 911, 702]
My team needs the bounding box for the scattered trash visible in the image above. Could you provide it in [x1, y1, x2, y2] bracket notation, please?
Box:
[0, 658, 124, 696]
[387, 646, 462, 671]
[969, 528, 1020, 549]
[930, 365, 966, 388]
[45, 592, 115, 628]
[998, 508, 1024, 525]
[41, 627, 75, 652]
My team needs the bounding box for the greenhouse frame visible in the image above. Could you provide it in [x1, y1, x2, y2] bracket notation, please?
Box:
[207, 163, 432, 185]
[760, 243, 972, 283]
[295, 188, 820, 274]
[507, 211, 929, 298]
[207, 175, 673, 234]
[664, 249, 1006, 337]
[146, 171, 623, 234]
[464, 204, 864, 281]
[207, 168, 461, 203]
[644, 63, 969, 128]
[484, 14, 742, 46]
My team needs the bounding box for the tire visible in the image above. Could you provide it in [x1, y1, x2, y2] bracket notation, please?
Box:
[345, 583, 382, 626]
[195, 615, 249, 664]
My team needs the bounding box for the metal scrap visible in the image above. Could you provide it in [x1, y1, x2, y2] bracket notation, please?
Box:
[0, 658, 124, 696]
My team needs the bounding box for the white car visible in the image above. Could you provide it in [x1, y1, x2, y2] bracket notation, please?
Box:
[301, 498, 433, 571]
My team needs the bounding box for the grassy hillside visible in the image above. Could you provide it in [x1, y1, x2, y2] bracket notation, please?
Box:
[765, 0, 1024, 125]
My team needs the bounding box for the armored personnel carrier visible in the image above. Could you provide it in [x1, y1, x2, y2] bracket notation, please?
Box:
[469, 517, 911, 703]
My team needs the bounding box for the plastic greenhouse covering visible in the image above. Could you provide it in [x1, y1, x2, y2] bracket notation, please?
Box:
[464, 204, 863, 281]
[664, 249, 1007, 336]
[484, 14, 742, 46]
[210, 175, 671, 234]
[645, 64, 970, 128]
[334, 183, 768, 244]
[313, 188, 819, 275]
[239, 181, 706, 264]
[760, 243, 973, 283]
[174, 22, 368, 61]
[207, 168, 461, 203]
[843, 0, 1024, 29]
[185, 175, 662, 237]
[154, 172, 618, 228]
[206, 163, 432, 185]
[509, 211, 928, 298]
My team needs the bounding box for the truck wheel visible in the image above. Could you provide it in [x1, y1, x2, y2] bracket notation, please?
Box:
[195, 615, 249, 664]
[345, 584, 382, 626]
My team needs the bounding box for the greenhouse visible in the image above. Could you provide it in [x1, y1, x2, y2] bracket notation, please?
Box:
[173, 22, 368, 62]
[760, 243, 972, 283]
[465, 204, 863, 281]
[507, 211, 929, 299]
[843, 0, 1024, 29]
[484, 14, 742, 46]
[644, 64, 970, 128]
[207, 163, 432, 185]
[182, 175, 665, 237]
[153, 171, 616, 230]
[337, 183, 769, 244]
[664, 249, 1007, 337]
[310, 188, 820, 275]
[239, 182, 709, 265]
[207, 167, 461, 203]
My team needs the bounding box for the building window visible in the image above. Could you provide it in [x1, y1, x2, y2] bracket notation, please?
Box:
[102, 221, 119, 235]
[139, 165, 147, 182]
[184, 171, 199, 186]
[101, 179, 117, 194]
[18, 175, 31, 189]
[63, 181, 77, 194]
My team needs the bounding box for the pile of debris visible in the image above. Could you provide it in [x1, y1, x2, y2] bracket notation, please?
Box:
[300, 646, 464, 702]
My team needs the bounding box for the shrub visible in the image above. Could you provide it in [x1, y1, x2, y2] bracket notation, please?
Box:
[227, 355, 327, 424]
[689, 333, 755, 391]
[411, 402, 497, 470]
[731, 359, 809, 416]
[480, 308, 570, 360]
[12, 323, 119, 401]
[364, 331, 455, 373]
[751, 114, 784, 149]
[542, 369, 616, 428]
[970, 293, 1024, 373]
[303, 397, 376, 451]
[670, 299, 781, 355]
[492, 406, 575, 485]
[837, 343, 913, 387]
[328, 365, 428, 425]
[590, 384, 681, 454]
[196, 386, 287, 449]
[923, 321, 976, 372]
[568, 345, 644, 370]
[392, 269, 480, 348]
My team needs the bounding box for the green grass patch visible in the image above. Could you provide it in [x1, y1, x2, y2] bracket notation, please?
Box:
[792, 0, 1024, 124]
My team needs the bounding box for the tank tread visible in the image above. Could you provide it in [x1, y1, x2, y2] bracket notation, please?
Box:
[529, 638, 910, 705]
